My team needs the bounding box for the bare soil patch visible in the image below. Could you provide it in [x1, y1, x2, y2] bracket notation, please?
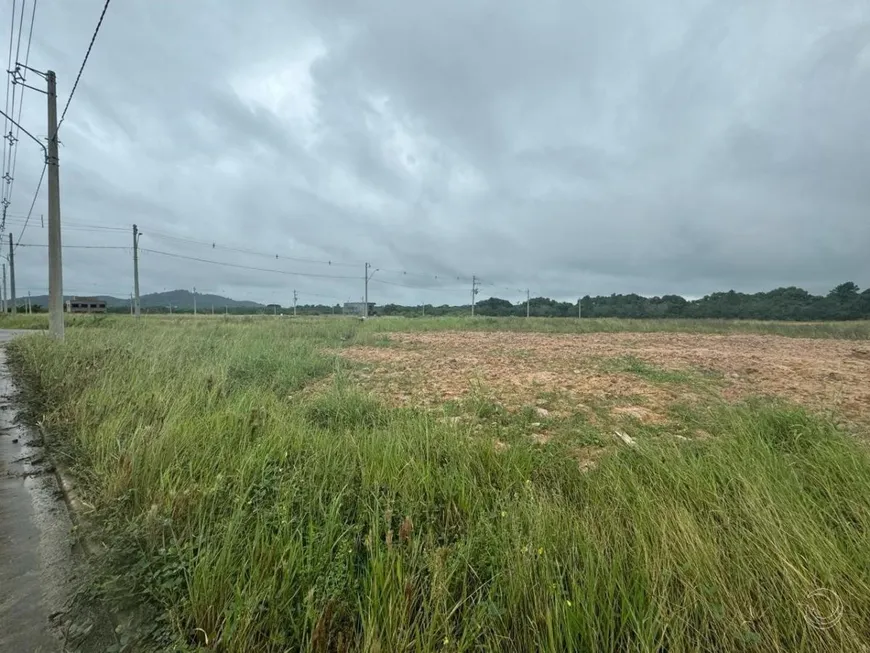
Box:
[342, 331, 870, 422]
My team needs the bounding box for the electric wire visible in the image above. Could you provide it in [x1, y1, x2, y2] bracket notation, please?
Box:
[139, 248, 362, 280]
[7, 0, 38, 207]
[13, 159, 43, 247]
[59, 0, 112, 127]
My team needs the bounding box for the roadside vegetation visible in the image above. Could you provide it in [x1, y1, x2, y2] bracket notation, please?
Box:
[6, 319, 870, 651]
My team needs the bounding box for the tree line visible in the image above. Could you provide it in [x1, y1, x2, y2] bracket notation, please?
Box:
[377, 282, 870, 321]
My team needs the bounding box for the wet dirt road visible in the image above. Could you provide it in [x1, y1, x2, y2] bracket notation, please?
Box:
[0, 330, 113, 652]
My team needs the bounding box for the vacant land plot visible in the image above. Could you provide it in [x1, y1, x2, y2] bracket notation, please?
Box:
[343, 331, 870, 423]
[5, 317, 870, 652]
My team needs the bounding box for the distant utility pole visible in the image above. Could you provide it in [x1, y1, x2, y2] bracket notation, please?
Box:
[168, 304, 172, 315]
[471, 275, 479, 316]
[46, 70, 63, 340]
[193, 287, 197, 315]
[130, 293, 133, 316]
[293, 289, 297, 317]
[2, 263, 6, 313]
[364, 263, 378, 319]
[224, 305, 227, 316]
[8, 234, 15, 314]
[27, 291, 31, 314]
[422, 303, 425, 317]
[211, 303, 214, 315]
[132, 224, 141, 317]
[578, 298, 582, 319]
[526, 289, 530, 318]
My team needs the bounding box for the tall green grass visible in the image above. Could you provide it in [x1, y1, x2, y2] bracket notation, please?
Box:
[7, 321, 870, 651]
[364, 316, 870, 339]
[3, 312, 870, 338]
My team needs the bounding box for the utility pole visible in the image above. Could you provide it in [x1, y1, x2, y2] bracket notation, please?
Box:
[27, 291, 31, 314]
[2, 263, 6, 314]
[578, 298, 582, 319]
[364, 263, 370, 319]
[422, 303, 425, 317]
[211, 303, 214, 315]
[130, 293, 133, 316]
[9, 234, 15, 314]
[132, 224, 141, 317]
[471, 275, 479, 316]
[193, 287, 197, 315]
[224, 305, 227, 316]
[293, 289, 297, 317]
[46, 70, 63, 339]
[526, 289, 530, 318]
[364, 263, 378, 319]
[168, 304, 172, 315]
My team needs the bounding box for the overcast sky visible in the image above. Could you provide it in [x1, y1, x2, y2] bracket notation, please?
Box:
[2, 0, 869, 306]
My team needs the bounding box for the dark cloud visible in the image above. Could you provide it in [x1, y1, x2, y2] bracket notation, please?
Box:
[3, 0, 869, 306]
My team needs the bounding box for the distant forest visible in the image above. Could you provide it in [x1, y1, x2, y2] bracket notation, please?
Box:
[82, 281, 870, 321]
[377, 282, 870, 321]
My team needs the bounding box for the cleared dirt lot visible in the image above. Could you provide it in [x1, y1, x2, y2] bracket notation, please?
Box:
[342, 331, 870, 423]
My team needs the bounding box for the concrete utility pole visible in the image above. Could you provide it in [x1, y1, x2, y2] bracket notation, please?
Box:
[364, 263, 370, 319]
[130, 293, 133, 315]
[293, 289, 297, 317]
[364, 263, 378, 319]
[27, 291, 31, 314]
[211, 304, 214, 315]
[526, 289, 530, 318]
[471, 275, 479, 316]
[2, 263, 6, 313]
[8, 235, 15, 315]
[578, 298, 582, 319]
[46, 70, 63, 339]
[132, 224, 141, 317]
[193, 287, 197, 315]
[224, 305, 227, 316]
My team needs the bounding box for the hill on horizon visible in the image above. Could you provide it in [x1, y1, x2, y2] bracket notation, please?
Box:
[25, 289, 262, 310]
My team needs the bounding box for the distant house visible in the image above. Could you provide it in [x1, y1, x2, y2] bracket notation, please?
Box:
[66, 297, 107, 313]
[343, 302, 375, 317]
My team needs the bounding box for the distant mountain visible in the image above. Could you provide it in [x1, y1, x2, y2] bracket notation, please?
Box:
[25, 294, 127, 308]
[139, 290, 261, 310]
[26, 290, 262, 310]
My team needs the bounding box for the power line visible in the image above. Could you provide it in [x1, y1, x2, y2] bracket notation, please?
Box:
[18, 243, 127, 249]
[14, 159, 43, 248]
[369, 277, 466, 292]
[2, 0, 18, 229]
[7, 0, 39, 208]
[146, 229, 361, 268]
[139, 248, 362, 280]
[376, 267, 473, 283]
[296, 290, 344, 301]
[4, 214, 126, 232]
[58, 0, 112, 127]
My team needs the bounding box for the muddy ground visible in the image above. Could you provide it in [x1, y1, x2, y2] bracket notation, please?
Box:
[342, 331, 870, 424]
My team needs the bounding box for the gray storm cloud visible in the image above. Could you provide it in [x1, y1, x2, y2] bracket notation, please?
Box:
[3, 0, 868, 305]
